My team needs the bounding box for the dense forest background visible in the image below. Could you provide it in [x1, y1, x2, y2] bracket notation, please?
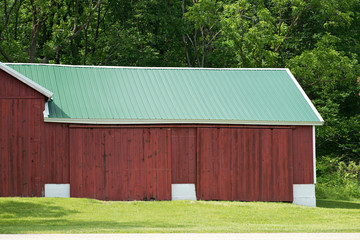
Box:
[0, 0, 359, 198]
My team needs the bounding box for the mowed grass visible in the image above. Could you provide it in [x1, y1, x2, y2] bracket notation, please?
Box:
[0, 198, 359, 233]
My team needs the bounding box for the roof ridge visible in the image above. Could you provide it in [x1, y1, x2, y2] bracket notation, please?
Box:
[5, 63, 287, 71]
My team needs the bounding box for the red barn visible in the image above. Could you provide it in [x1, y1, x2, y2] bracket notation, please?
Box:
[0, 63, 323, 207]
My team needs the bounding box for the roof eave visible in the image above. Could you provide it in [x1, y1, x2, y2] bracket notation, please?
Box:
[44, 117, 324, 126]
[0, 62, 53, 100]
[286, 69, 324, 122]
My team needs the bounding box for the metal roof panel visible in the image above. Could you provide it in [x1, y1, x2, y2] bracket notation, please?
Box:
[5, 64, 323, 125]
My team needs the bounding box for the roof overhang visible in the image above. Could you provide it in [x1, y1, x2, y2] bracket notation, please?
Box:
[44, 118, 324, 126]
[0, 62, 53, 100]
[286, 69, 324, 123]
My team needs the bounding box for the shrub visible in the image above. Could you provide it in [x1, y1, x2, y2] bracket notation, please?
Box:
[316, 156, 360, 200]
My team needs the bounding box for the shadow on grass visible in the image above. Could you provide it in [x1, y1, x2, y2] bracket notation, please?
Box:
[0, 200, 79, 218]
[0, 218, 190, 234]
[317, 199, 360, 209]
[0, 200, 191, 233]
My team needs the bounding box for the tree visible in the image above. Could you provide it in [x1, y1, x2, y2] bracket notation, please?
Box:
[0, 0, 104, 63]
[219, 0, 312, 68]
[287, 34, 360, 163]
[183, 0, 225, 67]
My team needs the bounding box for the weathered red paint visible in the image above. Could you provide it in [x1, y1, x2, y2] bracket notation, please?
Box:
[69, 127, 172, 200]
[0, 71, 44, 197]
[42, 123, 70, 184]
[196, 128, 292, 201]
[0, 69, 44, 99]
[0, 69, 315, 201]
[171, 128, 196, 184]
[293, 126, 314, 184]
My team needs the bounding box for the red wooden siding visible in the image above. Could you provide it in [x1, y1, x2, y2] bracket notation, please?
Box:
[197, 128, 294, 202]
[69, 127, 171, 201]
[0, 98, 44, 196]
[0, 70, 45, 197]
[0, 69, 44, 99]
[41, 123, 70, 184]
[171, 128, 196, 184]
[293, 126, 314, 184]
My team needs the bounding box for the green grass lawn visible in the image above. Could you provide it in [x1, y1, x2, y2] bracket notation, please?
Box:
[0, 198, 359, 233]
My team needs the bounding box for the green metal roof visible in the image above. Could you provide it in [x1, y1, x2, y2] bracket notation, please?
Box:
[5, 63, 323, 125]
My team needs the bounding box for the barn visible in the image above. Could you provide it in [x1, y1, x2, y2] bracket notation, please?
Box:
[0, 62, 323, 207]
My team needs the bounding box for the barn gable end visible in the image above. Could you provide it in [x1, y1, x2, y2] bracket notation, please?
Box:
[0, 62, 52, 99]
[0, 63, 323, 207]
[0, 67, 45, 99]
[0, 66, 47, 197]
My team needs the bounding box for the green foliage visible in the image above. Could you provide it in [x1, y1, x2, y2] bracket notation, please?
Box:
[220, 0, 280, 67]
[316, 156, 360, 200]
[183, 0, 226, 67]
[0, 0, 187, 66]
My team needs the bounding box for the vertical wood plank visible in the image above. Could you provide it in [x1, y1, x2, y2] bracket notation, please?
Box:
[171, 128, 197, 184]
[231, 129, 239, 200]
[259, 129, 272, 201]
[196, 127, 201, 200]
[94, 129, 104, 200]
[219, 128, 231, 200]
[166, 128, 172, 200]
[0, 100, 9, 196]
[293, 126, 314, 184]
[69, 128, 83, 197]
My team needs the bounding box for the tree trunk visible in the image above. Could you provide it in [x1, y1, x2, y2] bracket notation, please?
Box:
[200, 26, 205, 67]
[83, 26, 88, 65]
[0, 45, 13, 62]
[28, 6, 43, 63]
[68, 0, 103, 41]
[181, 0, 191, 67]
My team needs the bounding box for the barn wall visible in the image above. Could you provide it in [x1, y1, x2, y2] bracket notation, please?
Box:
[41, 123, 70, 184]
[0, 69, 44, 99]
[0, 71, 45, 197]
[0, 108, 315, 201]
[65, 125, 311, 202]
[171, 128, 196, 184]
[293, 126, 314, 184]
[69, 127, 171, 200]
[196, 127, 294, 202]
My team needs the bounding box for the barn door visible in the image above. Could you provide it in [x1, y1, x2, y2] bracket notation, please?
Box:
[196, 127, 294, 202]
[69, 127, 172, 201]
[171, 128, 197, 200]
